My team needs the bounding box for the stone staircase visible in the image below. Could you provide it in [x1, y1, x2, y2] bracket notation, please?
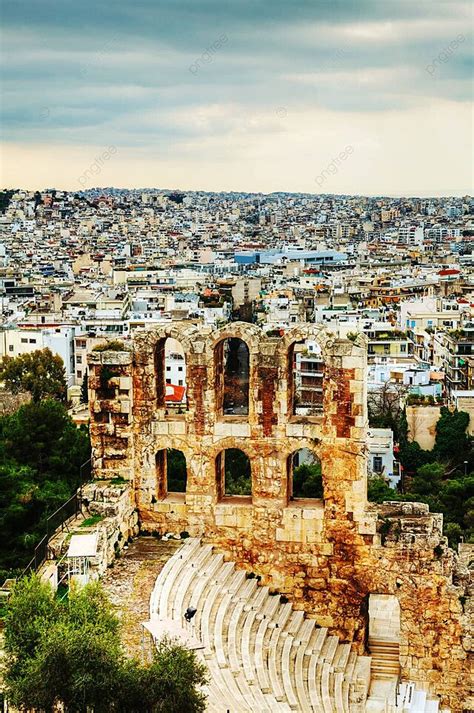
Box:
[368, 638, 401, 679]
[149, 538, 446, 713]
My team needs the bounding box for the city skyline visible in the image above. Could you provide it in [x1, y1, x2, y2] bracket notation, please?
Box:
[1, 0, 473, 195]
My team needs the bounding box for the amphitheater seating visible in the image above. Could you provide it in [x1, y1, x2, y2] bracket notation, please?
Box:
[149, 538, 444, 713]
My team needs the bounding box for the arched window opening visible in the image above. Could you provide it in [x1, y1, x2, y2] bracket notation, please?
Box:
[215, 338, 249, 416]
[155, 448, 187, 500]
[290, 339, 324, 416]
[167, 449, 187, 493]
[288, 449, 323, 500]
[155, 337, 187, 412]
[216, 448, 251, 498]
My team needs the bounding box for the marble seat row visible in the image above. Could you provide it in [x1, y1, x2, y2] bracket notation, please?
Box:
[149, 538, 374, 712]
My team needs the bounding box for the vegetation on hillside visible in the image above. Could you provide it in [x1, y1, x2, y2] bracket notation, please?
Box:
[224, 448, 251, 495]
[292, 461, 323, 499]
[368, 406, 474, 546]
[0, 399, 90, 578]
[0, 348, 67, 402]
[4, 576, 208, 712]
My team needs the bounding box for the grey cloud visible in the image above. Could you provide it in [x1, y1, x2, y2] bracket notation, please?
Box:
[1, 0, 472, 149]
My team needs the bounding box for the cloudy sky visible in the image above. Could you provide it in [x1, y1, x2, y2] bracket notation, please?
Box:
[1, 0, 472, 195]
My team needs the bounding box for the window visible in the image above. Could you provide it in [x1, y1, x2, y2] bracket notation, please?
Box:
[215, 338, 249, 416]
[373, 456, 383, 473]
[155, 449, 187, 499]
[155, 338, 188, 412]
[77, 355, 82, 364]
[77, 370, 82, 378]
[21, 338, 28, 343]
[29, 339, 36, 344]
[287, 449, 323, 501]
[216, 449, 251, 500]
[8, 345, 13, 352]
[290, 339, 324, 416]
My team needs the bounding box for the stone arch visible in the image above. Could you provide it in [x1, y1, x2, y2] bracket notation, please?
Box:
[132, 324, 202, 411]
[155, 447, 188, 500]
[215, 447, 252, 500]
[207, 321, 263, 352]
[209, 437, 256, 502]
[277, 324, 334, 361]
[214, 337, 250, 416]
[208, 323, 262, 420]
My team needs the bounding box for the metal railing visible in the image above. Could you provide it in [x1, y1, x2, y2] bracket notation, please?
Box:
[20, 458, 92, 578]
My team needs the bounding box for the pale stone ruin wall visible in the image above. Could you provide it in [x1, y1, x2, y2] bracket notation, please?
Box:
[87, 323, 472, 712]
[406, 405, 441, 451]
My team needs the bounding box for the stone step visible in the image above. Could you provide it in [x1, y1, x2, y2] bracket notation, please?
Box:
[148, 538, 436, 713]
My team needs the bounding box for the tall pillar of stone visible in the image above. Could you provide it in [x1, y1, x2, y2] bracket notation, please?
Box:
[87, 347, 134, 483]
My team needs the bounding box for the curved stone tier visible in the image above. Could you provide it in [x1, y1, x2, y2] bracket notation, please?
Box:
[149, 539, 444, 713]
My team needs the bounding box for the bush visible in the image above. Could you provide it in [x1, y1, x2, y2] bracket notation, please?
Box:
[4, 577, 208, 712]
[0, 400, 90, 574]
[92, 340, 128, 352]
[293, 462, 323, 498]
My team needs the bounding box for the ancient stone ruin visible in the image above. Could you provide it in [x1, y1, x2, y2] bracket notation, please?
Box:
[86, 322, 472, 712]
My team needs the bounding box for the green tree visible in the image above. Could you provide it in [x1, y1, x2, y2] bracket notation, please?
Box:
[4, 577, 208, 713]
[398, 440, 431, 476]
[1, 399, 89, 482]
[0, 400, 90, 575]
[292, 462, 323, 498]
[411, 462, 444, 497]
[0, 348, 67, 402]
[80, 370, 89, 404]
[368, 474, 401, 503]
[434, 407, 470, 464]
[224, 448, 251, 495]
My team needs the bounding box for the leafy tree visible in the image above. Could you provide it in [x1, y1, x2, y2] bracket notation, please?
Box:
[115, 639, 208, 713]
[0, 189, 15, 213]
[368, 474, 401, 503]
[0, 348, 67, 402]
[167, 448, 186, 492]
[224, 448, 251, 495]
[444, 522, 464, 548]
[434, 407, 470, 464]
[398, 440, 431, 476]
[293, 462, 323, 498]
[80, 370, 89, 404]
[166, 192, 184, 204]
[0, 400, 90, 575]
[1, 399, 89, 482]
[4, 575, 58, 672]
[4, 577, 208, 713]
[411, 462, 444, 497]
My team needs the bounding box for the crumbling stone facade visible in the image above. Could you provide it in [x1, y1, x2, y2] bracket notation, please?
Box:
[88, 323, 472, 712]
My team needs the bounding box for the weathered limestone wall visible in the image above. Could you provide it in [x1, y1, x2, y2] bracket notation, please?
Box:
[406, 405, 441, 450]
[79, 481, 139, 574]
[88, 349, 134, 483]
[88, 323, 472, 712]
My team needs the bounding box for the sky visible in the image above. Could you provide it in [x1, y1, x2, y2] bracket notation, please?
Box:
[0, 0, 473, 196]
